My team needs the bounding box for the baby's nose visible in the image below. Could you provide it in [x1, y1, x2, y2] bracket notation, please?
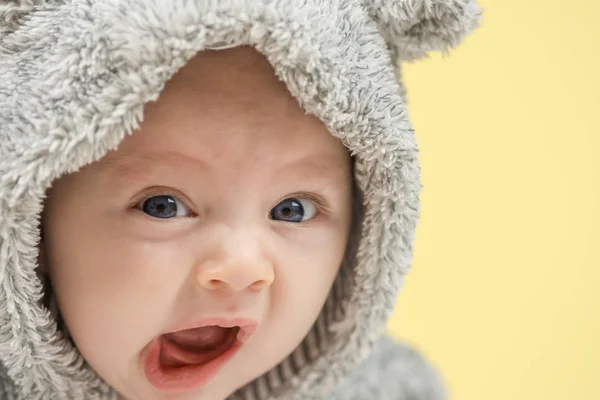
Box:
[194, 232, 275, 293]
[196, 260, 274, 293]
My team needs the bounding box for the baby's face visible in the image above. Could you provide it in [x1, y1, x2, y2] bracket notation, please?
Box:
[41, 47, 352, 400]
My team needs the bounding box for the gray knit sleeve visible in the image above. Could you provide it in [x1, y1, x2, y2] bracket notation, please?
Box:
[330, 334, 447, 400]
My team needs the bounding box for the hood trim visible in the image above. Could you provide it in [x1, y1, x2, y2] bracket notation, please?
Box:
[0, 1, 424, 398]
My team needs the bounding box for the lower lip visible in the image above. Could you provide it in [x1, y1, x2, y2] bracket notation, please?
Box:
[143, 331, 243, 392]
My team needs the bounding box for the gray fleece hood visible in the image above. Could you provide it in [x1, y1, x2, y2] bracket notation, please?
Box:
[0, 1, 481, 399]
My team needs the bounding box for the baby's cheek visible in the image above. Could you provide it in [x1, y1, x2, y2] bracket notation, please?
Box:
[254, 245, 341, 378]
[55, 238, 189, 361]
[277, 234, 343, 315]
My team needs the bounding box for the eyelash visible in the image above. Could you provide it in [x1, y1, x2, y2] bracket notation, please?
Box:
[131, 187, 198, 217]
[284, 192, 330, 216]
[130, 187, 330, 218]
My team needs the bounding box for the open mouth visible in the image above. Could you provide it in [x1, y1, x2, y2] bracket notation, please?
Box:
[143, 323, 255, 392]
[161, 325, 239, 367]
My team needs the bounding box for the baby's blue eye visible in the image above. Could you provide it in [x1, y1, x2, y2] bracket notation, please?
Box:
[270, 198, 317, 223]
[139, 195, 189, 219]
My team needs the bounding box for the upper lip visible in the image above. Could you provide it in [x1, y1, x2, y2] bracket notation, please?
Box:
[163, 317, 259, 337]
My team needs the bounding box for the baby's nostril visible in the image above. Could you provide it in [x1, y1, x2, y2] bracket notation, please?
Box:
[249, 279, 269, 291]
[207, 279, 225, 289]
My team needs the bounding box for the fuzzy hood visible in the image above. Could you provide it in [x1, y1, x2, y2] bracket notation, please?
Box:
[0, 1, 481, 399]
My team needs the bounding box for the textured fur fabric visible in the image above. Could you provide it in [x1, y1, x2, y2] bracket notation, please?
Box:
[332, 336, 447, 400]
[0, 1, 480, 399]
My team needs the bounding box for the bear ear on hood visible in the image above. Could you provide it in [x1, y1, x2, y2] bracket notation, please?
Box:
[366, 0, 483, 62]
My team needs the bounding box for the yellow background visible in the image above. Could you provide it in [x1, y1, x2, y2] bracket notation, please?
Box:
[387, 0, 600, 399]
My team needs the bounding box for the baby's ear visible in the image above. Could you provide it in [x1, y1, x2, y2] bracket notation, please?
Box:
[366, 0, 483, 62]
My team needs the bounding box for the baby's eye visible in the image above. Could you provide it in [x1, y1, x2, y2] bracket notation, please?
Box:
[138, 195, 190, 219]
[269, 198, 317, 223]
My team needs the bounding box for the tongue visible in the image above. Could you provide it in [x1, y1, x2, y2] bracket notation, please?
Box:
[165, 326, 231, 352]
[160, 326, 236, 368]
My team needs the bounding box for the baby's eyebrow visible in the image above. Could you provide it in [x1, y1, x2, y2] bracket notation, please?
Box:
[99, 151, 349, 184]
[277, 154, 350, 182]
[98, 151, 207, 182]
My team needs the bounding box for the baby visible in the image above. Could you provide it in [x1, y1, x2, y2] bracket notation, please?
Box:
[0, 1, 481, 399]
[41, 47, 354, 399]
